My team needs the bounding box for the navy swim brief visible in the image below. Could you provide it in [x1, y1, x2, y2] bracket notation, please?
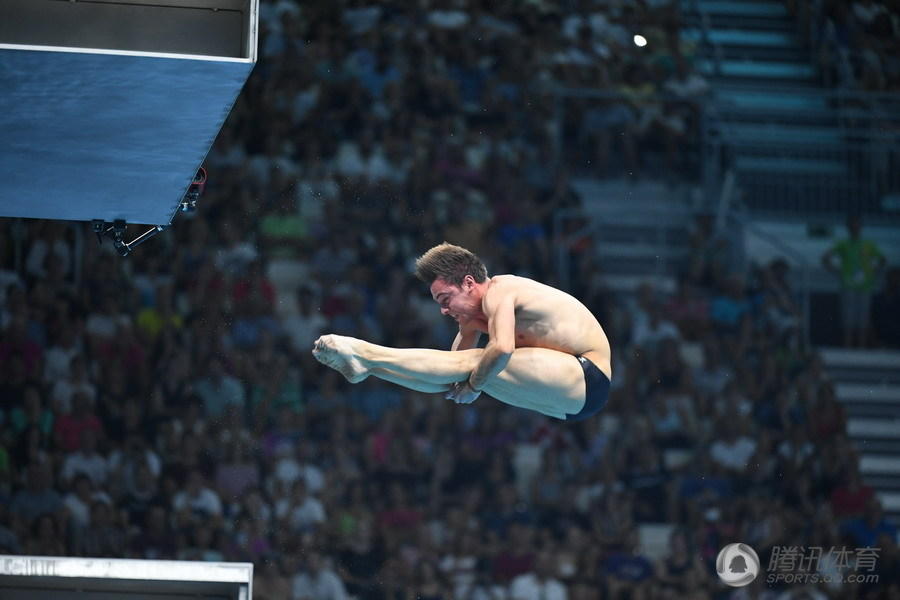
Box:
[565, 355, 610, 422]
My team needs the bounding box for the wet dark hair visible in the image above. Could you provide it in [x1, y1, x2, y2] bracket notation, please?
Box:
[414, 242, 487, 286]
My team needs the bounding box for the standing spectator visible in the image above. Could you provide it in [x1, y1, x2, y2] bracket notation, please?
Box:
[821, 214, 886, 347]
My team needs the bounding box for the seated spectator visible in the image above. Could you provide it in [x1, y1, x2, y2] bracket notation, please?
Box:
[215, 440, 261, 504]
[631, 303, 681, 352]
[655, 528, 710, 595]
[130, 504, 176, 559]
[0, 312, 43, 382]
[831, 467, 875, 519]
[11, 462, 63, 526]
[710, 275, 753, 336]
[809, 382, 846, 440]
[135, 283, 184, 342]
[63, 473, 103, 528]
[178, 523, 225, 562]
[122, 461, 160, 527]
[277, 479, 325, 534]
[439, 530, 480, 600]
[54, 391, 103, 453]
[75, 499, 126, 557]
[51, 356, 97, 415]
[663, 277, 710, 339]
[692, 336, 733, 397]
[625, 444, 671, 522]
[84, 293, 132, 349]
[491, 521, 537, 584]
[8, 384, 53, 438]
[602, 528, 655, 597]
[214, 218, 259, 277]
[173, 470, 223, 520]
[42, 323, 83, 384]
[61, 429, 109, 487]
[0, 503, 20, 554]
[24, 513, 66, 556]
[253, 556, 292, 600]
[193, 355, 246, 420]
[292, 549, 349, 600]
[841, 497, 898, 547]
[509, 551, 567, 600]
[282, 287, 328, 354]
[708, 417, 757, 478]
[648, 388, 696, 449]
[777, 425, 816, 472]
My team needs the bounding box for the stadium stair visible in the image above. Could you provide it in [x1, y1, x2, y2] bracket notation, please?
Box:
[820, 347, 900, 523]
[569, 179, 695, 295]
[681, 0, 853, 214]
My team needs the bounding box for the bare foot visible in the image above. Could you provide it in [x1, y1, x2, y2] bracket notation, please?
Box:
[312, 334, 368, 383]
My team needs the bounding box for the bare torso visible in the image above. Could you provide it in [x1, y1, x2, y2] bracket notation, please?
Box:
[473, 274, 612, 378]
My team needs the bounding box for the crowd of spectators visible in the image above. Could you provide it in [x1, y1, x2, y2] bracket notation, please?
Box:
[0, 1, 898, 600]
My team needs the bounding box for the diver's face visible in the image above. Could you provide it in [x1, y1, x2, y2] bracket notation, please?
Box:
[430, 276, 478, 322]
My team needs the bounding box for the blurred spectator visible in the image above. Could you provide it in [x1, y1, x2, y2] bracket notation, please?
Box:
[278, 479, 326, 533]
[54, 392, 103, 453]
[292, 549, 348, 600]
[173, 470, 223, 520]
[841, 497, 899, 547]
[602, 528, 655, 597]
[74, 499, 125, 557]
[130, 504, 176, 559]
[193, 355, 246, 420]
[509, 550, 567, 600]
[60, 429, 109, 487]
[11, 462, 63, 527]
[708, 417, 757, 478]
[654, 528, 710, 595]
[821, 214, 887, 347]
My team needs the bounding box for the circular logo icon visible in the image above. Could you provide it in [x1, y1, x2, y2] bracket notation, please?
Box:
[716, 543, 760, 587]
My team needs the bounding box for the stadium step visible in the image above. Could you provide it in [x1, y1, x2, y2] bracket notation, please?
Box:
[724, 123, 844, 145]
[734, 156, 847, 176]
[715, 86, 829, 113]
[695, 0, 789, 18]
[683, 27, 799, 48]
[820, 348, 900, 372]
[824, 347, 900, 521]
[697, 59, 816, 81]
[569, 178, 694, 295]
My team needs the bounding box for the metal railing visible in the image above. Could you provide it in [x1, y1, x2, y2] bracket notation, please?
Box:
[707, 88, 900, 222]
